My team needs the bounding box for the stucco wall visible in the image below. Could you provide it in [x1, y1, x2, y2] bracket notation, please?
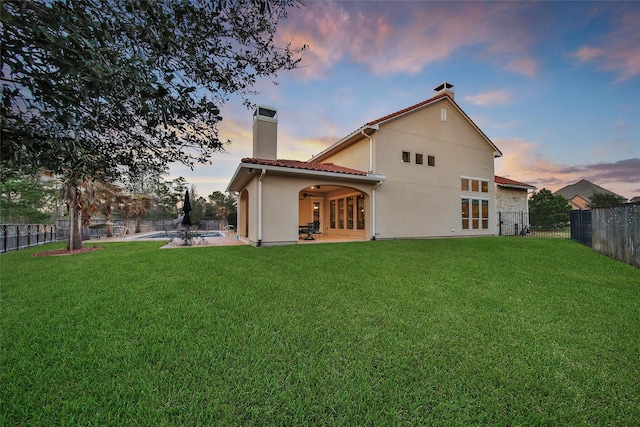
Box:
[323, 98, 497, 239]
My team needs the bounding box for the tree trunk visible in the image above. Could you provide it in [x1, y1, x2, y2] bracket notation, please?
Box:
[67, 184, 83, 251]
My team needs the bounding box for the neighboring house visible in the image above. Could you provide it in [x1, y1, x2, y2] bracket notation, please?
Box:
[494, 176, 536, 236]
[554, 179, 626, 209]
[227, 82, 504, 246]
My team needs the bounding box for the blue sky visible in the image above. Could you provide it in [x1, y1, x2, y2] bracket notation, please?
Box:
[170, 1, 640, 200]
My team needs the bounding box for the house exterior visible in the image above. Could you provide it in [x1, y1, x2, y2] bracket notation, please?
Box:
[227, 82, 504, 246]
[554, 179, 626, 209]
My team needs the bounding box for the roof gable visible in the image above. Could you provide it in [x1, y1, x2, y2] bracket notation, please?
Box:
[554, 179, 623, 202]
[312, 92, 502, 162]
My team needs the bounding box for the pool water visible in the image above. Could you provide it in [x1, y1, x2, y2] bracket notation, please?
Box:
[132, 231, 224, 239]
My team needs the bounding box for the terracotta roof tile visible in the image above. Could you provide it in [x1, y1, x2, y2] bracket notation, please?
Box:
[241, 158, 368, 176]
[494, 175, 536, 189]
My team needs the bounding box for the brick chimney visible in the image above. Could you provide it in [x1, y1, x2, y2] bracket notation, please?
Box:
[253, 105, 278, 160]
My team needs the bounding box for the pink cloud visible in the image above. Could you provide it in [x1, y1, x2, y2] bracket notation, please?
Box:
[495, 139, 640, 199]
[277, 2, 543, 79]
[571, 7, 640, 81]
[464, 90, 511, 106]
[506, 58, 538, 78]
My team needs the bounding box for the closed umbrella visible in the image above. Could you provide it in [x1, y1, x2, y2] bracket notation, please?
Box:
[182, 189, 192, 227]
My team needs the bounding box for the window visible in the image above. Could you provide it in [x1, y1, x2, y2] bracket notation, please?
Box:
[347, 196, 354, 229]
[461, 199, 469, 229]
[461, 198, 489, 230]
[357, 195, 365, 230]
[441, 108, 447, 122]
[330, 194, 366, 231]
[461, 177, 488, 193]
[427, 155, 435, 167]
[329, 200, 336, 228]
[415, 153, 424, 165]
[402, 151, 410, 163]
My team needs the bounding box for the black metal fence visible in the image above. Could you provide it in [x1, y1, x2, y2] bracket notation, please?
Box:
[498, 211, 570, 239]
[1, 224, 58, 253]
[570, 209, 592, 246]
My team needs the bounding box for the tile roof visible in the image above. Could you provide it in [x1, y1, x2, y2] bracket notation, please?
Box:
[241, 158, 369, 176]
[494, 175, 536, 189]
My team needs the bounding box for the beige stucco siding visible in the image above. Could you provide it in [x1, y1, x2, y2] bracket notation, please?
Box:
[372, 99, 496, 238]
[319, 137, 371, 172]
[306, 98, 497, 239]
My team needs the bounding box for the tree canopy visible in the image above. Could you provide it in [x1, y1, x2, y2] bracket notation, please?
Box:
[1, 0, 303, 249]
[1, 0, 304, 182]
[588, 191, 627, 208]
[529, 188, 572, 229]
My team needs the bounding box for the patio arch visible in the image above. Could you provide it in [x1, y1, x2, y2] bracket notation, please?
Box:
[298, 184, 372, 241]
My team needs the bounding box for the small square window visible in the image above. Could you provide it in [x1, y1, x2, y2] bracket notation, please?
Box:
[402, 151, 410, 163]
[427, 155, 435, 167]
[481, 181, 488, 193]
[472, 180, 479, 192]
[415, 153, 424, 165]
[461, 179, 469, 191]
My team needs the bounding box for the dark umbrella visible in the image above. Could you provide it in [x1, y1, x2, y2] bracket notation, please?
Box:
[182, 189, 192, 227]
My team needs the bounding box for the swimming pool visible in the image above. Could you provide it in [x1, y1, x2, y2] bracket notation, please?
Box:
[129, 231, 224, 239]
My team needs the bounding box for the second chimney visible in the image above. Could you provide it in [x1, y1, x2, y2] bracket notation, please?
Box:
[253, 106, 278, 160]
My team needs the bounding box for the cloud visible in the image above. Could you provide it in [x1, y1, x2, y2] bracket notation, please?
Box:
[464, 90, 511, 106]
[278, 2, 544, 79]
[570, 6, 640, 81]
[495, 138, 640, 198]
[506, 58, 538, 78]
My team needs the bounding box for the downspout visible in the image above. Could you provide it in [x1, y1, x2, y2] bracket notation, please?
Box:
[360, 129, 373, 173]
[257, 169, 266, 247]
[371, 180, 383, 240]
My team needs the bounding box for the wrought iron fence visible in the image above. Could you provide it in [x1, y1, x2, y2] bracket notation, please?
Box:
[570, 209, 592, 246]
[498, 211, 570, 239]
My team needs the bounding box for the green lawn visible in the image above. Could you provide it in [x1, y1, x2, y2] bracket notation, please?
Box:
[2, 238, 639, 426]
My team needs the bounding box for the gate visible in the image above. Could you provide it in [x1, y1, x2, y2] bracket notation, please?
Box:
[570, 209, 592, 246]
[498, 211, 529, 236]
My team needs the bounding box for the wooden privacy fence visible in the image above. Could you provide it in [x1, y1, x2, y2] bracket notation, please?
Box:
[592, 204, 640, 268]
[1, 224, 58, 253]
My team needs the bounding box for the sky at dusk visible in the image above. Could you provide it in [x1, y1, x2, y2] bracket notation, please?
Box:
[169, 1, 640, 200]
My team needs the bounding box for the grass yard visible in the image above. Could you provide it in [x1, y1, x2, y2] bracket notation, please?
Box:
[1, 238, 639, 426]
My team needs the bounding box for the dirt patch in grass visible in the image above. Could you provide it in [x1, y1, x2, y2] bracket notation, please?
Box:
[32, 246, 103, 257]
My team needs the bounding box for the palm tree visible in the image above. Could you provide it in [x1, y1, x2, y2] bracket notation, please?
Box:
[216, 205, 230, 231]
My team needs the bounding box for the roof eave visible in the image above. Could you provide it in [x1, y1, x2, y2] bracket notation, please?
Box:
[227, 162, 385, 192]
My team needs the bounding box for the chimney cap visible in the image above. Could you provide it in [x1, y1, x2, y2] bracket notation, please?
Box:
[254, 105, 278, 120]
[434, 81, 454, 92]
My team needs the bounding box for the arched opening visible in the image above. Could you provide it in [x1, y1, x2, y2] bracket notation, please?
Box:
[298, 184, 370, 241]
